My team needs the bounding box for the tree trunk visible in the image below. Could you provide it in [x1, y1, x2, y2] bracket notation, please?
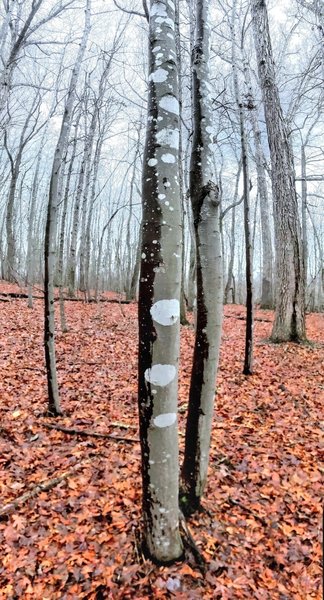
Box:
[181, 0, 223, 514]
[230, 2, 253, 374]
[224, 162, 241, 304]
[242, 55, 273, 309]
[138, 0, 183, 563]
[251, 0, 306, 342]
[44, 0, 91, 416]
[301, 144, 308, 287]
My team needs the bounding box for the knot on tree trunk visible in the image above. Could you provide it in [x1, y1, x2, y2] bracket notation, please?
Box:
[203, 180, 219, 207]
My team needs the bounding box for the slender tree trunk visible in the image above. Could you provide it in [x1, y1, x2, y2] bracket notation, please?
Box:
[181, 0, 223, 514]
[301, 144, 308, 287]
[125, 134, 140, 300]
[44, 0, 91, 416]
[175, 0, 189, 325]
[224, 163, 241, 304]
[251, 0, 305, 342]
[138, 0, 183, 563]
[243, 57, 273, 309]
[58, 119, 80, 332]
[230, 3, 253, 374]
[128, 223, 142, 301]
[67, 140, 86, 297]
[4, 110, 33, 282]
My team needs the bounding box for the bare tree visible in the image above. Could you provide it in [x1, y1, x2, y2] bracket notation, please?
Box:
[44, 0, 91, 416]
[138, 0, 183, 562]
[181, 0, 223, 514]
[251, 0, 306, 342]
[230, 0, 254, 374]
[0, 0, 77, 120]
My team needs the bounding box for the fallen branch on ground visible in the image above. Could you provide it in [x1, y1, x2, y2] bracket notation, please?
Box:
[227, 497, 268, 526]
[0, 292, 132, 304]
[43, 422, 139, 443]
[110, 421, 137, 430]
[224, 314, 272, 323]
[0, 464, 84, 517]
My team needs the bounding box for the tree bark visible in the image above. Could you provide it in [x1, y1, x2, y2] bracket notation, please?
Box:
[181, 0, 223, 514]
[138, 0, 183, 563]
[44, 0, 91, 416]
[251, 0, 306, 342]
[230, 3, 253, 374]
[242, 54, 273, 309]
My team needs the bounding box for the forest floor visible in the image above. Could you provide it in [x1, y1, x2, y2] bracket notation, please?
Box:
[0, 282, 323, 599]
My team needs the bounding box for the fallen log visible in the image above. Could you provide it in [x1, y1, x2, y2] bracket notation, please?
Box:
[224, 314, 272, 323]
[0, 292, 132, 304]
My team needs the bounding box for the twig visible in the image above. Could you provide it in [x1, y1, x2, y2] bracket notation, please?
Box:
[110, 421, 137, 430]
[0, 464, 84, 517]
[43, 422, 139, 443]
[227, 497, 268, 527]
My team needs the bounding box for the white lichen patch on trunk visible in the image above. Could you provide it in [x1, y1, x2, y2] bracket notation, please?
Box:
[156, 128, 179, 149]
[144, 364, 176, 386]
[150, 298, 180, 325]
[161, 153, 176, 163]
[159, 94, 179, 114]
[149, 68, 168, 82]
[153, 412, 177, 427]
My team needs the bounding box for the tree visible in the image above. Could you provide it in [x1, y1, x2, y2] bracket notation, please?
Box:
[250, 0, 306, 342]
[181, 0, 223, 514]
[138, 0, 183, 562]
[3, 93, 42, 282]
[242, 50, 273, 309]
[44, 0, 91, 416]
[0, 0, 77, 121]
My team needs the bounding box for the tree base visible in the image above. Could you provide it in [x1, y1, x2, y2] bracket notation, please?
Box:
[46, 407, 63, 417]
[140, 529, 184, 566]
[179, 491, 203, 517]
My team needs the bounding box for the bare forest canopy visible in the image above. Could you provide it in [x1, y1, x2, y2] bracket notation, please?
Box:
[0, 0, 323, 310]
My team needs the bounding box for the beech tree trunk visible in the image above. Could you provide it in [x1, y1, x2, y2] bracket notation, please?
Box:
[138, 0, 183, 563]
[181, 0, 223, 514]
[251, 0, 306, 342]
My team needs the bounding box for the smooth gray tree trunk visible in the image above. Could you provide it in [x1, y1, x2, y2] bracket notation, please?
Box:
[138, 0, 183, 563]
[181, 0, 223, 513]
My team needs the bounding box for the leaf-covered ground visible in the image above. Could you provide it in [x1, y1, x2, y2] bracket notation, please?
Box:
[0, 283, 323, 599]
